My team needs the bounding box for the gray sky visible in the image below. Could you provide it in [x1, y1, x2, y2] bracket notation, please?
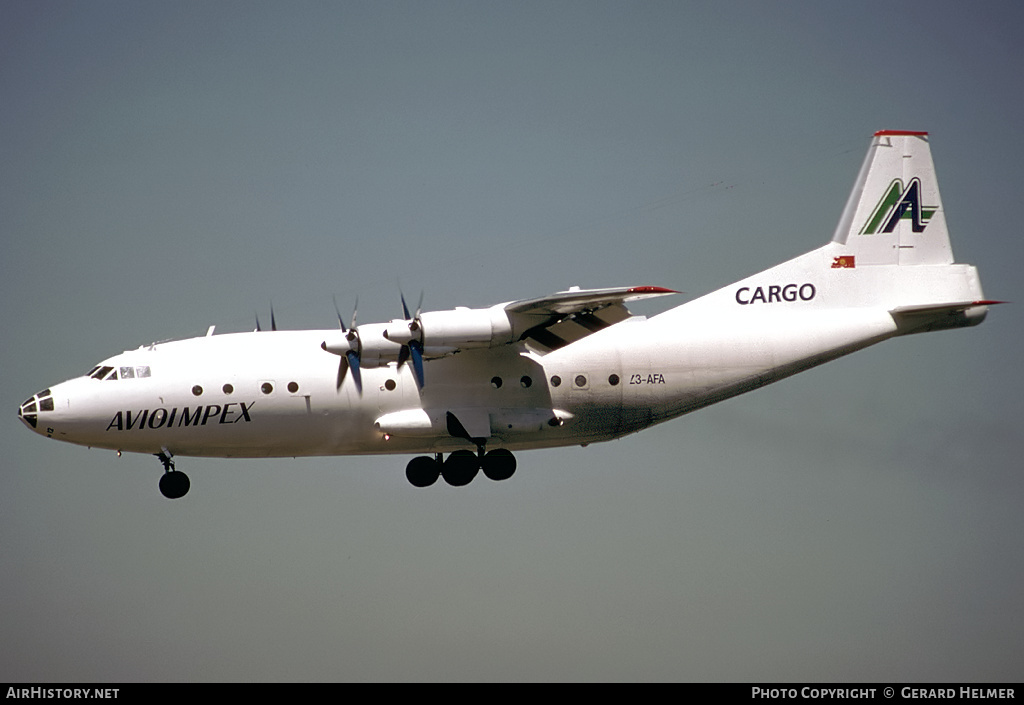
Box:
[3, 1, 1022, 682]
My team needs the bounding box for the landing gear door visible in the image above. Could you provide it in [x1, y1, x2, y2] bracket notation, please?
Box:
[447, 407, 492, 440]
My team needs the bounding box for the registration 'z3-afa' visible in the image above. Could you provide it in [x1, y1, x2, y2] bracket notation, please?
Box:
[19, 132, 998, 498]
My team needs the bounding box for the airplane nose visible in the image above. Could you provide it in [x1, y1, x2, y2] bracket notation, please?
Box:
[18, 388, 55, 431]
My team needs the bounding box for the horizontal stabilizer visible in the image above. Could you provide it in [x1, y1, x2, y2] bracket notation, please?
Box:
[889, 300, 1001, 334]
[890, 300, 1004, 316]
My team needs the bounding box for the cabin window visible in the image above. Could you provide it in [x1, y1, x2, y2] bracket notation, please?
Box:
[491, 376, 503, 389]
[261, 382, 274, 395]
[287, 381, 299, 393]
[608, 374, 620, 386]
[520, 376, 532, 388]
[550, 375, 561, 387]
[384, 379, 396, 391]
[223, 383, 234, 395]
[192, 385, 203, 396]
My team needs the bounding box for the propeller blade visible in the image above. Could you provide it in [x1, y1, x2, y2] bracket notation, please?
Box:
[336, 355, 348, 390]
[346, 350, 362, 393]
[332, 295, 345, 330]
[400, 291, 411, 321]
[409, 340, 425, 389]
[395, 288, 419, 319]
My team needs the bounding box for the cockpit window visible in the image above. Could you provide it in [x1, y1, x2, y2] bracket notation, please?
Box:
[89, 365, 151, 380]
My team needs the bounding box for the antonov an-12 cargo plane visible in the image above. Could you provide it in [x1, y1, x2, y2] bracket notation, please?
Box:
[19, 132, 998, 498]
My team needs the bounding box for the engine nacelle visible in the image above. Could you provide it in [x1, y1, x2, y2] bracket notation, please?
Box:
[320, 323, 404, 368]
[323, 306, 515, 368]
[420, 306, 514, 355]
[386, 305, 514, 357]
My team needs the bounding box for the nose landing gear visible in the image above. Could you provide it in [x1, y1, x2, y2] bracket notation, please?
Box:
[156, 449, 190, 499]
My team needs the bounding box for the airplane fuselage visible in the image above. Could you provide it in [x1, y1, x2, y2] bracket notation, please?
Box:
[24, 246, 986, 461]
[17, 131, 994, 497]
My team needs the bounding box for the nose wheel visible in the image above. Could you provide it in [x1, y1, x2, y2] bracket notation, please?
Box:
[156, 450, 190, 499]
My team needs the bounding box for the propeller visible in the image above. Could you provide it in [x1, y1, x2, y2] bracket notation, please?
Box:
[324, 292, 423, 393]
[396, 291, 425, 389]
[328, 296, 362, 393]
[255, 304, 278, 332]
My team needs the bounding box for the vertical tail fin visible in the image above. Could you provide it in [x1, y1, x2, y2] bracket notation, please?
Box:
[832, 131, 954, 266]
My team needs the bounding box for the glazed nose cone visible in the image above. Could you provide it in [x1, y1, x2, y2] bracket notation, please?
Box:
[18, 388, 55, 434]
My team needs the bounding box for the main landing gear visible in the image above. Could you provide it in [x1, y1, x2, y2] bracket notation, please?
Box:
[156, 449, 190, 499]
[405, 448, 517, 488]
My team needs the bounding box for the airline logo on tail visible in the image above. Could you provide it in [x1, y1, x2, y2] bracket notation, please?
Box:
[859, 178, 938, 235]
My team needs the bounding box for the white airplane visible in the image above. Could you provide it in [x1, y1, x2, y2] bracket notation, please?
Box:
[19, 131, 998, 499]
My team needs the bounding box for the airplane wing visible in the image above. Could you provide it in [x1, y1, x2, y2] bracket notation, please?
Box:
[322, 285, 680, 368]
[504, 285, 679, 352]
[505, 285, 678, 316]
